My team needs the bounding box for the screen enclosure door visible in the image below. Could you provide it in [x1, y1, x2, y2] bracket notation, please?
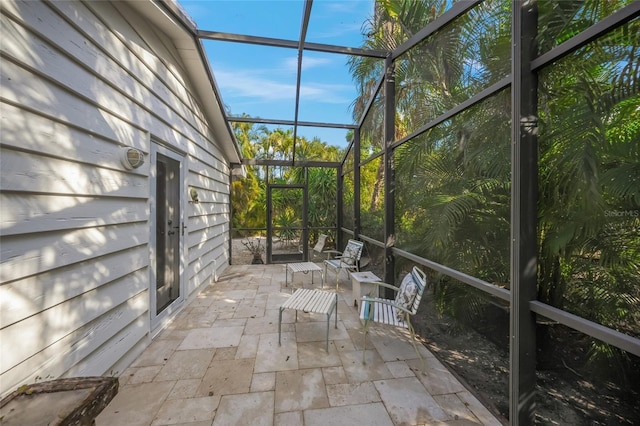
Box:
[267, 185, 307, 263]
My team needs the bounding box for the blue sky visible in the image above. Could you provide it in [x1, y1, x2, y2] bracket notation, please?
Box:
[177, 0, 377, 148]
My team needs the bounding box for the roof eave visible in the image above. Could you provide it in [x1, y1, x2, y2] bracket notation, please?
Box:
[128, 0, 242, 165]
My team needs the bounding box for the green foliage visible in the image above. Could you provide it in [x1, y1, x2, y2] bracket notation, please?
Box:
[432, 278, 494, 336]
[230, 121, 343, 233]
[537, 16, 640, 345]
[349, 0, 639, 382]
[308, 168, 337, 228]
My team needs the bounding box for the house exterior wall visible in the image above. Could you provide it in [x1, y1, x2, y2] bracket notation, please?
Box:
[0, 0, 231, 397]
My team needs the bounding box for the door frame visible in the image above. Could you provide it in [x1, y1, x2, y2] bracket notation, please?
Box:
[149, 142, 186, 332]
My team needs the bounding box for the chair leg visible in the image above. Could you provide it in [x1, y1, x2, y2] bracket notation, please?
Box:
[278, 307, 283, 346]
[407, 319, 424, 371]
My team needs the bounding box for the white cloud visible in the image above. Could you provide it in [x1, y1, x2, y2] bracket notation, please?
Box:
[214, 68, 352, 104]
[300, 83, 352, 104]
[215, 69, 296, 100]
[309, 22, 364, 40]
[283, 56, 333, 72]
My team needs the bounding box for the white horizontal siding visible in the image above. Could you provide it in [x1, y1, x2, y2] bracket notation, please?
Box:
[0, 0, 233, 397]
[2, 1, 230, 166]
[189, 158, 231, 188]
[0, 148, 148, 197]
[1, 269, 147, 373]
[1, 193, 148, 236]
[186, 224, 229, 290]
[188, 213, 229, 236]
[187, 223, 228, 260]
[3, 1, 209, 150]
[1, 246, 148, 327]
[1, 222, 149, 283]
[1, 59, 149, 152]
[65, 314, 149, 378]
[0, 104, 147, 175]
[1, 290, 149, 392]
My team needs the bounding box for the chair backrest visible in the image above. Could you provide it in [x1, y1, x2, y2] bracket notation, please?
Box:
[342, 239, 364, 266]
[409, 267, 427, 315]
[313, 234, 328, 254]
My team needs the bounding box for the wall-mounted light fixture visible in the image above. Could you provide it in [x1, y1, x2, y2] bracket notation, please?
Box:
[189, 187, 199, 203]
[231, 164, 246, 180]
[120, 147, 145, 170]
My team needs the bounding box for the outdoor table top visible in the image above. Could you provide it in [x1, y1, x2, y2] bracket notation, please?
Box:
[284, 262, 324, 287]
[279, 288, 338, 353]
[281, 288, 336, 314]
[286, 262, 322, 273]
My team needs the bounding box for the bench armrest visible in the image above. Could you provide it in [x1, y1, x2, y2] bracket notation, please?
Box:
[359, 296, 412, 315]
[322, 249, 341, 260]
[323, 249, 342, 255]
[366, 281, 401, 294]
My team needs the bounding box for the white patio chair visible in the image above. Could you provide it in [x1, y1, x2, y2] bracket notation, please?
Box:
[323, 239, 364, 289]
[359, 266, 428, 368]
[298, 234, 331, 261]
[310, 234, 330, 260]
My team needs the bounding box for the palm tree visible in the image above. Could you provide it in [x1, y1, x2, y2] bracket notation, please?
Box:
[231, 119, 267, 232]
[350, 0, 512, 278]
[351, 0, 639, 382]
[536, 10, 640, 331]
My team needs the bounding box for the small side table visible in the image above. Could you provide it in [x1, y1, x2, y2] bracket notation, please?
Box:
[285, 262, 324, 287]
[349, 271, 381, 307]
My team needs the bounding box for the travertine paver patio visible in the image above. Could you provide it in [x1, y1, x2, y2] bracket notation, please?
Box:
[96, 264, 502, 426]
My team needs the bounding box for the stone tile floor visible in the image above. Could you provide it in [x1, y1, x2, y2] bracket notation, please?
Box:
[96, 264, 502, 426]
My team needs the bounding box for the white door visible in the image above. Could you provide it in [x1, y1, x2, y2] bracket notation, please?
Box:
[150, 144, 185, 329]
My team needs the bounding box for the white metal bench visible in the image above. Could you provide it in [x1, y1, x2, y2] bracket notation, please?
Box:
[278, 288, 338, 353]
[360, 267, 427, 366]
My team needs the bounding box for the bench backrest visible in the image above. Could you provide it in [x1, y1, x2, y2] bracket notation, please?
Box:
[408, 267, 427, 315]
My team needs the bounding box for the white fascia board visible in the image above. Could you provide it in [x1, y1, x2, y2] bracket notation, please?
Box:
[125, 0, 241, 164]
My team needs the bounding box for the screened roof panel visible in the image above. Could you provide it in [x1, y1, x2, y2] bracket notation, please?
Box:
[178, 0, 377, 153]
[305, 1, 373, 47]
[202, 40, 298, 120]
[297, 51, 359, 124]
[180, 0, 303, 40]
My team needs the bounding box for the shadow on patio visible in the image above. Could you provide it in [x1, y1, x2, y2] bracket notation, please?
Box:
[96, 264, 502, 425]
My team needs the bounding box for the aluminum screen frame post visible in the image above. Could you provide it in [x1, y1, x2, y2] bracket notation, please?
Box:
[383, 55, 396, 294]
[510, 1, 539, 424]
[353, 128, 361, 243]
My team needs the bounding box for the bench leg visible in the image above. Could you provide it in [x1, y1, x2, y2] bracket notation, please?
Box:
[334, 293, 338, 329]
[407, 318, 424, 370]
[285, 265, 289, 287]
[361, 302, 372, 365]
[324, 263, 328, 288]
[324, 294, 338, 353]
[362, 319, 371, 365]
[278, 307, 283, 346]
[325, 313, 330, 353]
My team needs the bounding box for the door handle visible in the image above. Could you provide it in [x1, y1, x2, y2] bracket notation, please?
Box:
[167, 223, 185, 236]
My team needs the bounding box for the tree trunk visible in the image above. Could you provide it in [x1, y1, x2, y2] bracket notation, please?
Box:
[370, 160, 385, 211]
